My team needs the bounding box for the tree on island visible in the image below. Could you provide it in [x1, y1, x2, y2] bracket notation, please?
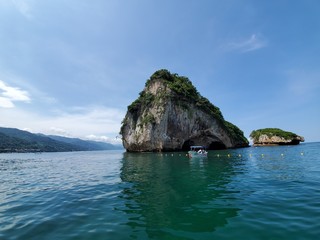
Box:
[250, 128, 304, 145]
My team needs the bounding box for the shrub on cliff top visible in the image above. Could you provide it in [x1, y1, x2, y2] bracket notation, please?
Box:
[250, 128, 298, 141]
[144, 69, 224, 120]
[224, 121, 249, 145]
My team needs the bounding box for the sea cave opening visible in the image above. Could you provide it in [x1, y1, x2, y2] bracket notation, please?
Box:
[182, 140, 195, 151]
[182, 139, 227, 150]
[208, 141, 227, 150]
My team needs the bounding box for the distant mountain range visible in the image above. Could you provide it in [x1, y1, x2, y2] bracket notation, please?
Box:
[0, 127, 123, 153]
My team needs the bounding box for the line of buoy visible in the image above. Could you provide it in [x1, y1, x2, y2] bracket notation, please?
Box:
[160, 152, 305, 157]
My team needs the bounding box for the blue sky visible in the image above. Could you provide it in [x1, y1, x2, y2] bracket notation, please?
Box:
[0, 0, 319, 143]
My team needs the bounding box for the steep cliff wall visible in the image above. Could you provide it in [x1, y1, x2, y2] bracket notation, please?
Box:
[120, 69, 249, 152]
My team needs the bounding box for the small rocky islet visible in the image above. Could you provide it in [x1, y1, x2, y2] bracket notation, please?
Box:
[120, 69, 249, 152]
[250, 128, 305, 146]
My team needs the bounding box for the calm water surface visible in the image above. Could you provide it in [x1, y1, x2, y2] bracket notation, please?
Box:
[1, 143, 320, 239]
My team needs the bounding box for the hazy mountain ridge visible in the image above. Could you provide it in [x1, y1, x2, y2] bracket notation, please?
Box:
[0, 127, 122, 153]
[47, 135, 122, 151]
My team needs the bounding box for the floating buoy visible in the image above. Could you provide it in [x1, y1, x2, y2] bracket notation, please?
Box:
[158, 151, 308, 159]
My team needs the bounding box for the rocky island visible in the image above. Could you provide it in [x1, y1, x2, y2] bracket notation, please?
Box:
[250, 128, 305, 146]
[120, 69, 249, 152]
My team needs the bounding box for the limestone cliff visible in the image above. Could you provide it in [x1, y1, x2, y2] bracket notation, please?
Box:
[120, 69, 249, 152]
[250, 128, 305, 146]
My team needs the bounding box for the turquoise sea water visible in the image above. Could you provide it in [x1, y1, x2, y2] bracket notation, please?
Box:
[1, 143, 320, 239]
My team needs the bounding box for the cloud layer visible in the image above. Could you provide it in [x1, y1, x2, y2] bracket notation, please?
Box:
[0, 80, 31, 108]
[0, 105, 125, 143]
[225, 34, 267, 53]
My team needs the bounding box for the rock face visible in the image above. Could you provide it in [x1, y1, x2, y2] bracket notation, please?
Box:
[120, 69, 249, 152]
[250, 128, 305, 146]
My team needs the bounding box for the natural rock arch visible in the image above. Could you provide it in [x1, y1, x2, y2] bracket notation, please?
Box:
[121, 69, 249, 152]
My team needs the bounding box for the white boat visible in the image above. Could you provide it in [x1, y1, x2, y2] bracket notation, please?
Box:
[188, 146, 208, 158]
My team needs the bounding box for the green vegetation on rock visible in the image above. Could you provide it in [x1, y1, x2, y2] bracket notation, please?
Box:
[128, 91, 155, 113]
[139, 114, 156, 127]
[224, 121, 249, 145]
[143, 69, 224, 121]
[250, 128, 298, 142]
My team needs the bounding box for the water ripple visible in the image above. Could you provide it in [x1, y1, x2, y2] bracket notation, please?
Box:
[1, 145, 320, 239]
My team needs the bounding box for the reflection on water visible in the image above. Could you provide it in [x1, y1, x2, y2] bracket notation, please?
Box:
[120, 152, 242, 238]
[1, 144, 319, 239]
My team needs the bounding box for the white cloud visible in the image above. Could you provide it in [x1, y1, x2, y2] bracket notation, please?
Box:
[85, 134, 122, 144]
[0, 96, 15, 108]
[22, 127, 33, 132]
[224, 34, 267, 53]
[41, 107, 125, 139]
[49, 127, 71, 137]
[0, 80, 31, 108]
[11, 0, 33, 19]
[0, 105, 126, 144]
